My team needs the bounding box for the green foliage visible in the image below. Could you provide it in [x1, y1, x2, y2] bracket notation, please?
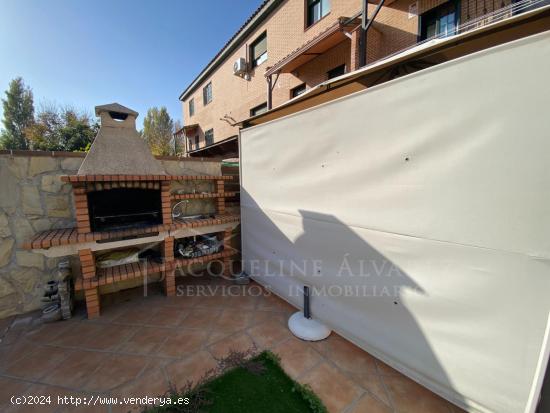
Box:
[292, 383, 328, 413]
[25, 103, 98, 152]
[142, 106, 175, 156]
[0, 77, 34, 149]
[146, 351, 327, 413]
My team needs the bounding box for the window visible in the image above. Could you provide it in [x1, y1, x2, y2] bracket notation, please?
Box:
[306, 0, 330, 27]
[194, 135, 199, 149]
[420, 1, 459, 41]
[250, 32, 268, 68]
[205, 129, 214, 146]
[250, 102, 268, 117]
[189, 98, 194, 117]
[291, 83, 307, 98]
[327, 64, 346, 80]
[203, 82, 212, 105]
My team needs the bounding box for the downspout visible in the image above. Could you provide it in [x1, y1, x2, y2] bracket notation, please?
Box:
[266, 74, 273, 110]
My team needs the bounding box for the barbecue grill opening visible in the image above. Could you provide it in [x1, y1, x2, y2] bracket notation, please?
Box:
[88, 188, 162, 232]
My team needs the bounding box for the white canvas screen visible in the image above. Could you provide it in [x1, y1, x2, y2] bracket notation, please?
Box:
[240, 31, 550, 413]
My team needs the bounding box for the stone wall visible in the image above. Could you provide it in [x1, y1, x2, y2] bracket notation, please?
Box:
[0, 151, 223, 319]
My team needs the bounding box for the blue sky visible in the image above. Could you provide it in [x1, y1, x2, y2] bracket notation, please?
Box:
[0, 0, 262, 129]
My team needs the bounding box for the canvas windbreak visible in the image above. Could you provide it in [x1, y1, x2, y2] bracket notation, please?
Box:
[240, 31, 550, 413]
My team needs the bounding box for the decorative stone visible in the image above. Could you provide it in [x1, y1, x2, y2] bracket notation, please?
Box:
[45, 195, 71, 218]
[61, 157, 83, 171]
[0, 238, 15, 267]
[12, 217, 34, 247]
[0, 212, 10, 237]
[0, 276, 16, 298]
[41, 175, 65, 193]
[0, 162, 20, 209]
[29, 157, 57, 177]
[21, 186, 43, 215]
[6, 157, 29, 179]
[30, 218, 52, 232]
[16, 251, 44, 270]
[10, 267, 42, 301]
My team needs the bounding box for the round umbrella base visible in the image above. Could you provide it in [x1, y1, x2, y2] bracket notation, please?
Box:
[288, 311, 331, 341]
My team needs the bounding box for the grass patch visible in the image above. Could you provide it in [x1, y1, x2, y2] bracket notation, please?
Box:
[147, 351, 327, 413]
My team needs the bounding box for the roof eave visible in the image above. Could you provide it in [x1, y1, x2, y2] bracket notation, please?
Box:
[178, 0, 284, 102]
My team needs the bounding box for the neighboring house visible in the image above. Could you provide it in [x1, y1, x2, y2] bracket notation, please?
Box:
[178, 0, 534, 158]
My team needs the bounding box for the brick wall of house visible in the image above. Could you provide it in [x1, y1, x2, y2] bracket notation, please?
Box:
[182, 0, 363, 151]
[181, 0, 513, 152]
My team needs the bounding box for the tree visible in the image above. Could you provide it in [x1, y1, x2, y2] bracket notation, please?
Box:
[142, 106, 174, 156]
[25, 103, 98, 152]
[0, 77, 34, 149]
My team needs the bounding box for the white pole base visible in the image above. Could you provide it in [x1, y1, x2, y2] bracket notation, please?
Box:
[288, 311, 331, 342]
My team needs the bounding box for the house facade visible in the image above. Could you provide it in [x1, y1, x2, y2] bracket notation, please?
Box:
[179, 0, 518, 158]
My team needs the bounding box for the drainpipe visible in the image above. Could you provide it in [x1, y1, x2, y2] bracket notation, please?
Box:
[266, 74, 273, 110]
[358, 0, 368, 68]
[358, 0, 385, 68]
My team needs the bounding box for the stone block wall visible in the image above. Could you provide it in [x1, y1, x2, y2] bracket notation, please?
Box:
[0, 151, 224, 319]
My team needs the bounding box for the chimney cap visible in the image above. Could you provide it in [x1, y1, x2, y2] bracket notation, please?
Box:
[95, 103, 138, 118]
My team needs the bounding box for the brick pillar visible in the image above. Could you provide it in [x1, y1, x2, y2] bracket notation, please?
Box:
[350, 27, 362, 72]
[161, 181, 172, 226]
[74, 186, 91, 234]
[216, 180, 226, 215]
[79, 249, 96, 279]
[163, 236, 176, 296]
[84, 287, 100, 319]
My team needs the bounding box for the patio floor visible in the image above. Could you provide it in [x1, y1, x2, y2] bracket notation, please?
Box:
[0, 276, 464, 413]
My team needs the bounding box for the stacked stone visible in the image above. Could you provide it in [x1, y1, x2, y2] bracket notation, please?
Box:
[0, 154, 81, 319]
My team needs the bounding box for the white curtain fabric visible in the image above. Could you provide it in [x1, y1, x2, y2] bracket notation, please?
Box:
[240, 31, 550, 413]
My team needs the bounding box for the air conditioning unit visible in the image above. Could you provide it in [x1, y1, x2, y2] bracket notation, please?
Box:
[233, 58, 247, 76]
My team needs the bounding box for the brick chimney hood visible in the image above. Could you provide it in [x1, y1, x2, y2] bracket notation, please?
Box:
[77, 103, 166, 175]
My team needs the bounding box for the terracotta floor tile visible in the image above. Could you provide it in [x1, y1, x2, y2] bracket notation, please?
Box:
[256, 292, 296, 312]
[375, 359, 403, 377]
[82, 353, 149, 392]
[206, 330, 234, 346]
[49, 323, 96, 347]
[248, 310, 289, 327]
[111, 306, 155, 325]
[148, 307, 189, 327]
[3, 346, 69, 381]
[113, 367, 170, 412]
[192, 293, 229, 309]
[382, 374, 455, 413]
[222, 290, 260, 310]
[0, 377, 31, 408]
[301, 362, 363, 413]
[321, 334, 378, 375]
[24, 320, 76, 344]
[42, 350, 107, 388]
[164, 350, 218, 390]
[349, 393, 393, 413]
[156, 329, 209, 358]
[349, 372, 392, 407]
[208, 332, 256, 359]
[0, 339, 40, 368]
[181, 308, 222, 330]
[117, 326, 168, 355]
[81, 324, 136, 351]
[272, 336, 323, 380]
[247, 319, 292, 349]
[213, 308, 253, 333]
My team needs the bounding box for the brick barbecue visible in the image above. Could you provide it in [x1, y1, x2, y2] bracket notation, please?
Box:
[24, 103, 239, 318]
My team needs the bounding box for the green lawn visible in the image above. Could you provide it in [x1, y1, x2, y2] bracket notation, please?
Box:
[148, 352, 327, 413]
